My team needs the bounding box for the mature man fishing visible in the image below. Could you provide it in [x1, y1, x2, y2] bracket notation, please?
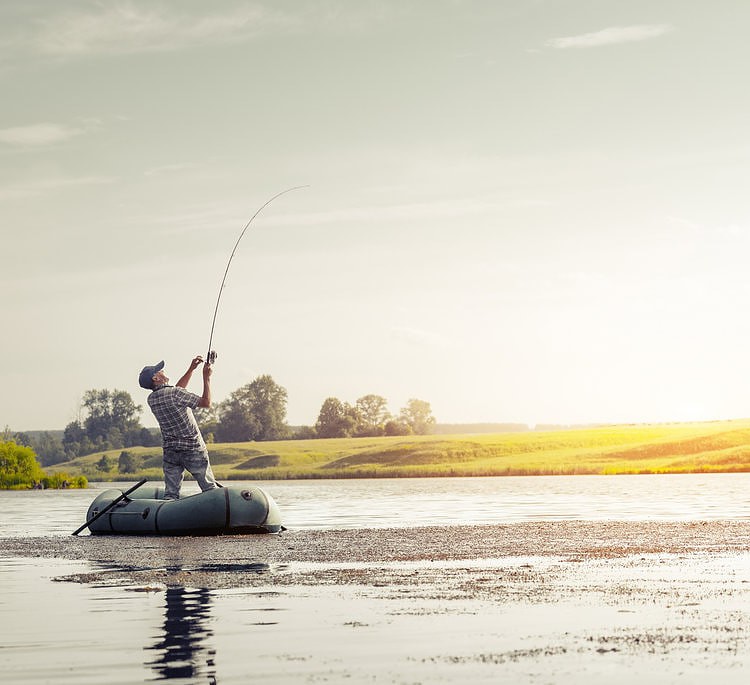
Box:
[138, 356, 219, 500]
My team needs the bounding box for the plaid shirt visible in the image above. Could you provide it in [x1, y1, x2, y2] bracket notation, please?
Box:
[147, 385, 206, 451]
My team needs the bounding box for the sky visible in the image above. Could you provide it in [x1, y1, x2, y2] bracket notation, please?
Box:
[2, 0, 750, 431]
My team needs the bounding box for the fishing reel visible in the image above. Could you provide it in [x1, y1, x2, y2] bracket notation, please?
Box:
[207, 350, 217, 364]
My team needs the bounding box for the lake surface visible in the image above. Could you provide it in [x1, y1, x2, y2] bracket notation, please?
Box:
[1, 473, 750, 538]
[3, 474, 750, 683]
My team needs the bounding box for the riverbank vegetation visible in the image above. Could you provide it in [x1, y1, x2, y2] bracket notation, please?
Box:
[46, 419, 750, 481]
[0, 440, 87, 490]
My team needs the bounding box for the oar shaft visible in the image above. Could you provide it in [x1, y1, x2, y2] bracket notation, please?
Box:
[71, 478, 148, 536]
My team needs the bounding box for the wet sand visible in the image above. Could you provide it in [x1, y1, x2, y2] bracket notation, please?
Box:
[3, 520, 750, 585]
[4, 521, 750, 682]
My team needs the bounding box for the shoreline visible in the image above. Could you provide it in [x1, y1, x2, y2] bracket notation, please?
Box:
[3, 519, 750, 589]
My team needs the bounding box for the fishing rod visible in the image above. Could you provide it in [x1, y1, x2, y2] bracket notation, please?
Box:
[206, 185, 309, 364]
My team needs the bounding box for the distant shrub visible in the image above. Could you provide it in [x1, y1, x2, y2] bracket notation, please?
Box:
[118, 451, 139, 474]
[96, 455, 112, 472]
[384, 420, 412, 436]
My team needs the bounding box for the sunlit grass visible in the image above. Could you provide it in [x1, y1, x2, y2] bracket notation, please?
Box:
[49, 419, 750, 480]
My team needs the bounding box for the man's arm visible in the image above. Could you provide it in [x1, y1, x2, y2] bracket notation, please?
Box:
[176, 356, 203, 389]
[198, 362, 212, 408]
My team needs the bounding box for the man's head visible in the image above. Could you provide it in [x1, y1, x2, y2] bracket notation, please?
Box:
[139, 360, 167, 390]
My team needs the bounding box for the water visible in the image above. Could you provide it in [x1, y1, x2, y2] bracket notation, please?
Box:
[1, 473, 749, 538]
[0, 556, 322, 684]
[3, 474, 750, 683]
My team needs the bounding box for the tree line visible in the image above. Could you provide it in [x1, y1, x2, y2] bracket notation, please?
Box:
[5, 375, 436, 462]
[313, 396, 435, 438]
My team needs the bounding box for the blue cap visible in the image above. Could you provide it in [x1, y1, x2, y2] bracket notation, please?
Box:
[139, 360, 165, 390]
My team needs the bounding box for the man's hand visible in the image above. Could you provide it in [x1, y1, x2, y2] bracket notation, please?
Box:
[176, 356, 204, 388]
[199, 362, 212, 407]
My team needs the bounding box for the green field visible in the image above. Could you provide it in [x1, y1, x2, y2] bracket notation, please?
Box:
[49, 419, 750, 481]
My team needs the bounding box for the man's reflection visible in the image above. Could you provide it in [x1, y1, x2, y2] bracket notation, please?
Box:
[145, 587, 217, 683]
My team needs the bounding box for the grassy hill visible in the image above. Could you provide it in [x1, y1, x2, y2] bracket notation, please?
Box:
[47, 419, 750, 481]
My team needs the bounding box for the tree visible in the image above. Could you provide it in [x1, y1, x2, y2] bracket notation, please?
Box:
[96, 454, 112, 472]
[136, 427, 160, 447]
[0, 440, 45, 488]
[292, 425, 317, 440]
[62, 420, 86, 458]
[384, 419, 412, 436]
[244, 374, 289, 441]
[216, 375, 289, 442]
[105, 427, 125, 450]
[315, 397, 357, 438]
[399, 399, 436, 435]
[63, 390, 149, 458]
[1, 428, 66, 467]
[82, 389, 142, 446]
[10, 431, 31, 447]
[194, 406, 218, 443]
[354, 394, 391, 436]
[215, 398, 260, 442]
[118, 451, 139, 474]
[31, 432, 67, 466]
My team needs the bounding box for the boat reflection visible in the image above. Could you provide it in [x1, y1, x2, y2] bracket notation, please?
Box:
[145, 587, 217, 683]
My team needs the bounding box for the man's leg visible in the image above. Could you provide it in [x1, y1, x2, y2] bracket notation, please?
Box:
[184, 449, 219, 492]
[162, 452, 184, 500]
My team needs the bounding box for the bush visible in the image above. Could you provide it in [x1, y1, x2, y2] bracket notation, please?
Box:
[118, 451, 140, 474]
[96, 455, 112, 472]
[41, 473, 88, 489]
[384, 420, 412, 436]
[0, 440, 45, 489]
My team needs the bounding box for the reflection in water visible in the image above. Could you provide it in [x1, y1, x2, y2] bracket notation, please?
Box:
[145, 587, 217, 683]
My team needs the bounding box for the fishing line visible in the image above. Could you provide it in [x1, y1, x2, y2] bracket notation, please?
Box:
[206, 185, 309, 363]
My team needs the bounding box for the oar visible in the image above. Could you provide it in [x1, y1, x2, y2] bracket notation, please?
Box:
[71, 479, 148, 536]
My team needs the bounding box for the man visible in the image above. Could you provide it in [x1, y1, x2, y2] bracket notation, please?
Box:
[138, 356, 218, 500]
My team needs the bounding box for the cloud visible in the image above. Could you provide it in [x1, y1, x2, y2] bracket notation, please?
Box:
[143, 162, 197, 177]
[0, 123, 84, 146]
[390, 326, 451, 350]
[547, 24, 674, 49]
[0, 2, 393, 63]
[130, 203, 236, 235]
[24, 2, 301, 58]
[0, 175, 116, 201]
[123, 197, 491, 238]
[265, 199, 497, 227]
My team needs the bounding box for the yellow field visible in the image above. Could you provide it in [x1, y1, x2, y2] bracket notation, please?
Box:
[51, 418, 750, 480]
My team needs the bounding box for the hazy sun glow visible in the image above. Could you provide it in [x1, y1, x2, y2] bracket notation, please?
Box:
[2, 1, 750, 430]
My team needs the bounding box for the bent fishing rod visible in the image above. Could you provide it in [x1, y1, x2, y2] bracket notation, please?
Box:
[205, 185, 309, 364]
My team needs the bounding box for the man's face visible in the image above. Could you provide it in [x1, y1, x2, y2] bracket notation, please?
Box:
[152, 369, 169, 386]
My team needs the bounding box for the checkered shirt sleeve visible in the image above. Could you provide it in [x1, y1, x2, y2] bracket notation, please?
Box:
[147, 386, 205, 451]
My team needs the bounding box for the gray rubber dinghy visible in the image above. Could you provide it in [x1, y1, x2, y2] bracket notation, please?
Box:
[84, 484, 284, 535]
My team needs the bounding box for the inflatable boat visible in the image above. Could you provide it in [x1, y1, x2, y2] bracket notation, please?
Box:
[82, 483, 284, 535]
